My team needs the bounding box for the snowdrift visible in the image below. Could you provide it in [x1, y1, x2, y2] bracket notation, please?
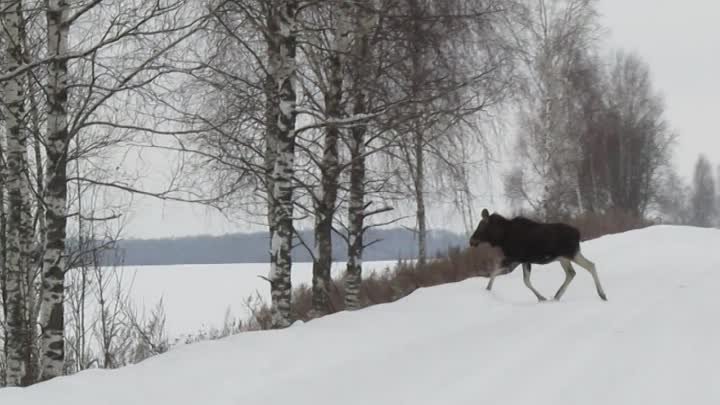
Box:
[3, 225, 720, 405]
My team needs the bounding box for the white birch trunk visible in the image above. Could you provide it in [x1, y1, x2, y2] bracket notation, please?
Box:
[1, 0, 31, 386]
[344, 112, 366, 311]
[38, 0, 70, 381]
[267, 0, 298, 328]
[24, 43, 46, 385]
[0, 178, 6, 384]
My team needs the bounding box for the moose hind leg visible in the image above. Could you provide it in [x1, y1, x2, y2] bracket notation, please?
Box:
[572, 251, 607, 301]
[554, 259, 576, 300]
[522, 263, 546, 301]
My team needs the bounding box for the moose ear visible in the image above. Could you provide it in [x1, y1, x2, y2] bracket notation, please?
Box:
[481, 208, 489, 219]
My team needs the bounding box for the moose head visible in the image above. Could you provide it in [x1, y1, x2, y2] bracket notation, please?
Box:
[469, 208, 504, 247]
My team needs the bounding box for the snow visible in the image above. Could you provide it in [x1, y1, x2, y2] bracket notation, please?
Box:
[103, 260, 398, 339]
[4, 225, 720, 404]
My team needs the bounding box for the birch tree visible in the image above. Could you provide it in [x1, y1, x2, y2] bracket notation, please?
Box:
[505, 2, 671, 221]
[502, 0, 602, 219]
[7, 0, 216, 383]
[143, 0, 300, 327]
[121, 0, 510, 320]
[267, 0, 298, 328]
[36, 0, 71, 380]
[176, 1, 393, 316]
[385, 0, 511, 263]
[0, 167, 5, 384]
[0, 1, 46, 385]
[303, 0, 354, 316]
[343, 1, 377, 311]
[1, 0, 34, 386]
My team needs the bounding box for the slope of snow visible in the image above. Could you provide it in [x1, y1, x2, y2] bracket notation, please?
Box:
[4, 225, 720, 404]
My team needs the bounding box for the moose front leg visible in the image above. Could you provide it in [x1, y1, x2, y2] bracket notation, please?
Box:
[486, 259, 519, 291]
[522, 263, 547, 301]
[554, 259, 576, 300]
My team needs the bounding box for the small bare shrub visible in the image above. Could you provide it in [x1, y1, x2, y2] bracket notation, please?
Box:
[126, 298, 170, 363]
[281, 246, 501, 322]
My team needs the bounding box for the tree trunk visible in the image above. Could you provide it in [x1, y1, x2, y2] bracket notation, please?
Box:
[414, 130, 427, 266]
[267, 0, 298, 329]
[264, 74, 278, 256]
[344, 95, 367, 311]
[1, 0, 32, 386]
[19, 6, 42, 383]
[407, 1, 427, 266]
[21, 190, 36, 384]
[25, 53, 46, 388]
[311, 204, 334, 316]
[575, 173, 584, 215]
[344, 1, 374, 311]
[0, 177, 6, 321]
[311, 0, 351, 317]
[0, 179, 6, 385]
[38, 0, 71, 381]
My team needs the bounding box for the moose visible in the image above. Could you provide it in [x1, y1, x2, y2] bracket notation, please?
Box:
[469, 209, 607, 302]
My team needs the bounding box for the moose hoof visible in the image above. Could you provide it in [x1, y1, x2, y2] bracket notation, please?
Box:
[537, 296, 547, 302]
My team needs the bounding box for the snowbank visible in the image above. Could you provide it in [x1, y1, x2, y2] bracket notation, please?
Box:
[3, 225, 720, 405]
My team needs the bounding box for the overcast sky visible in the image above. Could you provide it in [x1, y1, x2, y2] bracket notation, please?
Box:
[599, 0, 720, 180]
[120, 0, 720, 239]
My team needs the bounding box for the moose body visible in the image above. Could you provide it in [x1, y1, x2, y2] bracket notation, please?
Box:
[470, 209, 607, 301]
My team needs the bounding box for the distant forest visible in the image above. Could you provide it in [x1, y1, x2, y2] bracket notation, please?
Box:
[109, 228, 467, 266]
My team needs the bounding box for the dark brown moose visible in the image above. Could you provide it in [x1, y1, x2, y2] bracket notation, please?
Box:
[469, 209, 607, 301]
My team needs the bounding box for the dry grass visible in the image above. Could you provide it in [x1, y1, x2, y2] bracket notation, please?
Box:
[567, 209, 653, 241]
[286, 243, 501, 321]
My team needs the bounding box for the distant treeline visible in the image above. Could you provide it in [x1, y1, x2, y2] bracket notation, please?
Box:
[105, 228, 467, 266]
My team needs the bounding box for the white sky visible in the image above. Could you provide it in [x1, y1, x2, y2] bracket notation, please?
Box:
[119, 0, 720, 239]
[598, 0, 720, 179]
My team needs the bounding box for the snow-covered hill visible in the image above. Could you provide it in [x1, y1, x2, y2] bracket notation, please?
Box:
[3, 225, 720, 404]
